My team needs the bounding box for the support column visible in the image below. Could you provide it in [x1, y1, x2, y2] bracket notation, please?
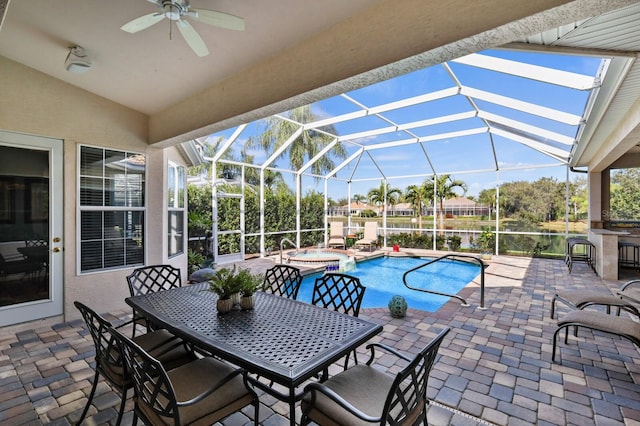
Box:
[587, 171, 602, 229]
[586, 170, 623, 279]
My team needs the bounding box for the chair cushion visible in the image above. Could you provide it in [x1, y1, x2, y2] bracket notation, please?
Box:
[328, 236, 345, 247]
[98, 329, 192, 389]
[302, 364, 395, 426]
[559, 310, 640, 342]
[98, 348, 127, 388]
[138, 357, 254, 426]
[134, 329, 197, 371]
[556, 290, 627, 307]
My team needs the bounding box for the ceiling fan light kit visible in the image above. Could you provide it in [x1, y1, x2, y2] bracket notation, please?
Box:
[121, 0, 245, 57]
[64, 45, 91, 74]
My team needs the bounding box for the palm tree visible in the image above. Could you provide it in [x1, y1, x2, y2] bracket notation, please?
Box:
[352, 193, 366, 206]
[367, 181, 401, 216]
[249, 105, 347, 177]
[424, 175, 467, 235]
[405, 184, 429, 233]
[241, 145, 285, 190]
[477, 188, 496, 220]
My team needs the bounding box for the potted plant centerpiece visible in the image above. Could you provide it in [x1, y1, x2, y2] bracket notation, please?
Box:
[208, 265, 262, 313]
[238, 269, 262, 310]
[208, 266, 244, 314]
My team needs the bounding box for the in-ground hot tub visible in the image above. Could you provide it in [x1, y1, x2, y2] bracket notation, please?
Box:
[285, 248, 355, 270]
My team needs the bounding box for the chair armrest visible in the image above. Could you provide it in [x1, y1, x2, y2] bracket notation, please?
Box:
[364, 342, 412, 365]
[303, 382, 381, 423]
[176, 367, 246, 407]
[621, 279, 640, 292]
[146, 337, 188, 356]
[114, 318, 136, 329]
[617, 292, 640, 316]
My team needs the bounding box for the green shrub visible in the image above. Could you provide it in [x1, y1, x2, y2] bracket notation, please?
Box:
[360, 209, 378, 218]
[188, 248, 205, 274]
[447, 235, 461, 251]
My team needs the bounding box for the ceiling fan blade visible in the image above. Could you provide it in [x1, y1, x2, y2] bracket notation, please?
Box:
[121, 13, 165, 33]
[191, 8, 245, 31]
[177, 20, 209, 57]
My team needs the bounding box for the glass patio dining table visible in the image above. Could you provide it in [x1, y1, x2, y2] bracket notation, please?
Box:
[125, 282, 383, 425]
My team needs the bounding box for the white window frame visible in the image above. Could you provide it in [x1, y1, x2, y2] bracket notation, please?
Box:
[77, 145, 146, 274]
[167, 161, 186, 258]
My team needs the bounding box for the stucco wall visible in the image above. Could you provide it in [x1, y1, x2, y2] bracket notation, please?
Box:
[0, 56, 187, 324]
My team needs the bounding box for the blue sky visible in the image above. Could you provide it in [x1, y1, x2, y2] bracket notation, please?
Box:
[205, 48, 603, 201]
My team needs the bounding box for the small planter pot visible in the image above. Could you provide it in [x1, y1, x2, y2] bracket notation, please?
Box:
[240, 295, 255, 310]
[217, 298, 234, 314]
[231, 292, 241, 306]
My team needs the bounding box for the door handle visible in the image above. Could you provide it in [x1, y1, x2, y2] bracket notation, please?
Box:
[51, 247, 61, 253]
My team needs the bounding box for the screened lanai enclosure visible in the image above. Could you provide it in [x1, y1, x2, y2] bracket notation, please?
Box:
[189, 7, 640, 264]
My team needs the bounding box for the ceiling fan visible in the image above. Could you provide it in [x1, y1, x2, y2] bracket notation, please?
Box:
[121, 0, 245, 57]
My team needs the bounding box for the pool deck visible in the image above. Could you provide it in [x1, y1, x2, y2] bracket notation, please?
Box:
[1, 248, 640, 425]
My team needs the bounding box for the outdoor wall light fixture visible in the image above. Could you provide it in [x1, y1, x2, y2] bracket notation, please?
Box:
[64, 45, 91, 74]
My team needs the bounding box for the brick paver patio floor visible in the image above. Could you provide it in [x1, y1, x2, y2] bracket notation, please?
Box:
[1, 254, 639, 425]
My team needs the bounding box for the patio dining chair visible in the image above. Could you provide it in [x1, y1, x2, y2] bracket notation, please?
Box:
[0, 252, 42, 282]
[312, 272, 366, 370]
[110, 326, 259, 426]
[24, 235, 48, 248]
[328, 221, 346, 249]
[126, 264, 182, 336]
[301, 327, 450, 426]
[262, 264, 303, 299]
[74, 301, 196, 425]
[312, 273, 366, 317]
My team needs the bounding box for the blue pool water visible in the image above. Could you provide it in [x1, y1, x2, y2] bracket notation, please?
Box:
[297, 256, 481, 312]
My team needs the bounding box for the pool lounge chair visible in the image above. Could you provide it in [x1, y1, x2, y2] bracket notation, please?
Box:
[328, 221, 346, 249]
[552, 308, 640, 363]
[550, 279, 640, 319]
[354, 222, 378, 251]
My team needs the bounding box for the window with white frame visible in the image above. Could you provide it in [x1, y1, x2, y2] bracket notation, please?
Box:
[78, 146, 145, 273]
[167, 162, 185, 257]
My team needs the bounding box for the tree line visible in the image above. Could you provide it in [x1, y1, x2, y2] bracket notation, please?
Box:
[338, 175, 586, 226]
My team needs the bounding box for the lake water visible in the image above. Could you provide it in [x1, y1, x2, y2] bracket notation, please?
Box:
[337, 219, 578, 255]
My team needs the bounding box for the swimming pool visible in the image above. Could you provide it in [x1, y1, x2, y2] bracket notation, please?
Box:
[297, 256, 481, 312]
